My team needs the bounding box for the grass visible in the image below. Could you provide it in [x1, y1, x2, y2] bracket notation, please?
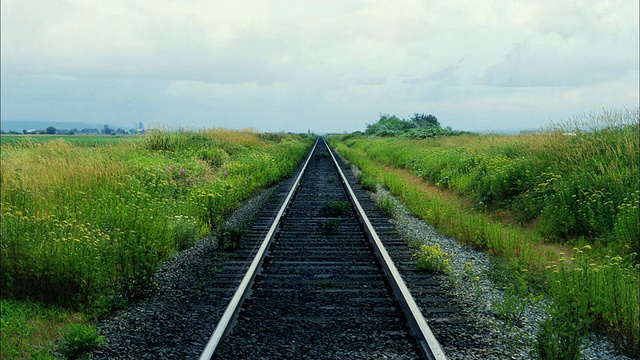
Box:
[0, 134, 140, 146]
[319, 201, 351, 216]
[327, 108, 639, 358]
[1, 129, 315, 357]
[1, 299, 87, 359]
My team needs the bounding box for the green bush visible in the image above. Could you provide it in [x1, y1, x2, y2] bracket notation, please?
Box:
[58, 324, 104, 359]
[538, 247, 639, 358]
[538, 178, 623, 241]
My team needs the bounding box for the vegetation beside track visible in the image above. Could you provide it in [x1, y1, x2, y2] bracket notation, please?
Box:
[328, 108, 639, 358]
[0, 129, 315, 358]
[0, 134, 139, 146]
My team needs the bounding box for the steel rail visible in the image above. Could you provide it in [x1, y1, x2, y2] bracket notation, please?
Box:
[323, 137, 448, 360]
[198, 137, 319, 360]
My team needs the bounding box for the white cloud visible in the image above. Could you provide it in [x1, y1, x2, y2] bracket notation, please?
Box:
[479, 31, 637, 87]
[2, 0, 638, 133]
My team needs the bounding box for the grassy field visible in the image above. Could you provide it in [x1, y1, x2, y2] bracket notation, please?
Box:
[0, 129, 315, 358]
[328, 108, 639, 358]
[0, 134, 140, 146]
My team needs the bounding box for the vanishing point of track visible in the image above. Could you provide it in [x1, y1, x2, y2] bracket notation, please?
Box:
[199, 138, 449, 359]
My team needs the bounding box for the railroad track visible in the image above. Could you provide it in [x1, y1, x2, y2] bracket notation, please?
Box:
[199, 137, 451, 359]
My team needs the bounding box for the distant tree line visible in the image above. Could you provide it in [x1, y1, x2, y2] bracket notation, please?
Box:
[365, 113, 465, 138]
[1, 123, 146, 135]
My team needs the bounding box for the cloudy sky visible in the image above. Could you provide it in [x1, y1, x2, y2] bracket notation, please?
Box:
[2, 0, 638, 133]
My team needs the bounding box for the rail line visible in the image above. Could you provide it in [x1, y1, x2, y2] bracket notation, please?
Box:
[199, 137, 448, 359]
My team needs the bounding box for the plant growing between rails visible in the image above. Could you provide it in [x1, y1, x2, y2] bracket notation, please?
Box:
[316, 280, 333, 288]
[319, 217, 342, 235]
[319, 201, 351, 216]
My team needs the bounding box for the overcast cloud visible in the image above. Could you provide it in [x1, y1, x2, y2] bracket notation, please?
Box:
[2, 0, 638, 133]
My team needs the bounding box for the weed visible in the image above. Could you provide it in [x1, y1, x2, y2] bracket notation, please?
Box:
[314, 151, 329, 159]
[58, 324, 104, 359]
[171, 215, 199, 251]
[215, 224, 247, 251]
[493, 273, 528, 330]
[535, 317, 584, 360]
[412, 243, 452, 274]
[538, 247, 639, 358]
[319, 217, 342, 235]
[376, 195, 396, 216]
[358, 173, 378, 192]
[319, 201, 351, 216]
[316, 280, 333, 288]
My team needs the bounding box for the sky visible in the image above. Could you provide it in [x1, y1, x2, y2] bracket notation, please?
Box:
[1, 0, 638, 134]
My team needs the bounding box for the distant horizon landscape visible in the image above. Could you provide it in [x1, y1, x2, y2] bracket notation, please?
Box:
[1, 119, 536, 135]
[1, 120, 137, 133]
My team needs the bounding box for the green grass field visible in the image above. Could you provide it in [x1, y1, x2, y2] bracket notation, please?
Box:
[0, 134, 140, 146]
[328, 108, 639, 358]
[0, 129, 315, 358]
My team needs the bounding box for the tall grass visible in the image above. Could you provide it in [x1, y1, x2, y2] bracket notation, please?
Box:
[537, 247, 639, 359]
[1, 131, 313, 314]
[1, 299, 87, 359]
[337, 108, 639, 252]
[328, 108, 639, 357]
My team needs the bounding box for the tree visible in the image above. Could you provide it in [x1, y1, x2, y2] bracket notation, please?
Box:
[45, 126, 57, 135]
[410, 113, 439, 128]
[366, 114, 412, 135]
[102, 124, 113, 135]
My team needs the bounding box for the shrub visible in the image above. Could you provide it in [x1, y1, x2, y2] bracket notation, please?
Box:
[58, 324, 104, 359]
